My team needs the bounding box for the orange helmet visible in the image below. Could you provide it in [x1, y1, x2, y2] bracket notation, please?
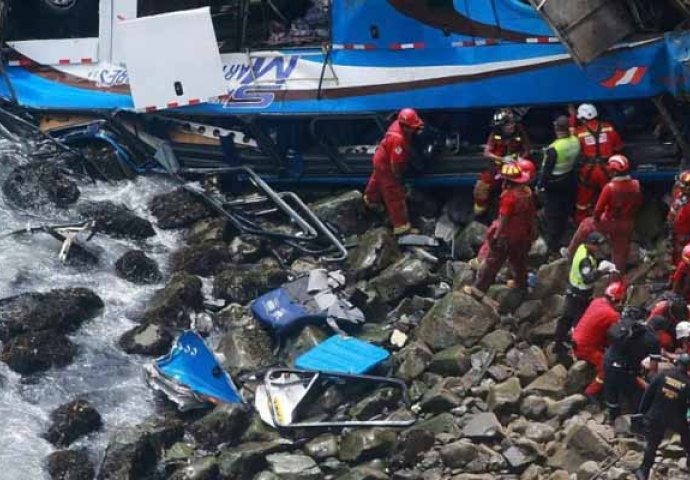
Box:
[683, 243, 690, 264]
[500, 161, 531, 184]
[607, 154, 630, 175]
[398, 108, 424, 129]
[678, 170, 690, 191]
[517, 158, 536, 183]
[605, 281, 627, 303]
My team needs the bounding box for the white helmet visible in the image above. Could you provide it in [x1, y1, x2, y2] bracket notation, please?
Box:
[577, 103, 598, 121]
[677, 321, 690, 340]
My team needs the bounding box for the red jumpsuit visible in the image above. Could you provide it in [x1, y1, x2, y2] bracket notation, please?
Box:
[364, 121, 413, 234]
[572, 297, 621, 396]
[647, 301, 680, 351]
[574, 120, 623, 224]
[672, 260, 690, 303]
[473, 126, 529, 215]
[592, 176, 642, 272]
[475, 185, 536, 291]
[669, 188, 690, 265]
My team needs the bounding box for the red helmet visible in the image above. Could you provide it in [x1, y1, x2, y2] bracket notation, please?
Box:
[517, 158, 536, 183]
[500, 161, 531, 184]
[607, 154, 630, 174]
[682, 243, 690, 264]
[605, 281, 627, 303]
[398, 108, 424, 129]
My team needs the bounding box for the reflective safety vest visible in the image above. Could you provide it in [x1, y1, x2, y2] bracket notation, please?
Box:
[569, 243, 598, 290]
[549, 135, 581, 176]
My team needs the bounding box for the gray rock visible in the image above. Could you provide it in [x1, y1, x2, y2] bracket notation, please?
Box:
[347, 227, 402, 281]
[502, 441, 540, 471]
[169, 456, 219, 480]
[2, 331, 77, 374]
[565, 361, 596, 396]
[407, 413, 460, 437]
[170, 242, 231, 276]
[479, 329, 515, 354]
[520, 396, 548, 420]
[515, 300, 544, 324]
[228, 235, 266, 264]
[335, 466, 389, 480]
[304, 434, 339, 460]
[217, 441, 287, 480]
[416, 291, 498, 351]
[547, 421, 614, 472]
[3, 161, 79, 211]
[0, 288, 104, 342]
[141, 273, 203, 329]
[185, 218, 226, 245]
[440, 440, 479, 468]
[395, 342, 433, 381]
[241, 415, 282, 444]
[577, 460, 599, 480]
[487, 377, 522, 413]
[531, 259, 569, 300]
[213, 265, 288, 304]
[284, 325, 329, 366]
[350, 387, 402, 420]
[77, 201, 155, 239]
[506, 345, 549, 384]
[453, 222, 487, 260]
[310, 190, 371, 236]
[466, 444, 508, 473]
[420, 378, 463, 413]
[428, 345, 472, 377]
[119, 322, 173, 356]
[115, 250, 162, 284]
[390, 429, 435, 468]
[546, 394, 589, 419]
[488, 285, 526, 315]
[45, 399, 102, 447]
[449, 261, 475, 289]
[527, 318, 558, 343]
[462, 412, 504, 440]
[524, 365, 568, 399]
[265, 453, 322, 480]
[218, 316, 275, 375]
[188, 404, 250, 449]
[46, 448, 94, 480]
[339, 428, 398, 462]
[524, 422, 556, 443]
[367, 255, 434, 305]
[149, 188, 214, 230]
[253, 473, 280, 480]
[528, 237, 549, 267]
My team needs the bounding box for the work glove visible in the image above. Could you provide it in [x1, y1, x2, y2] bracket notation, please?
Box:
[597, 260, 618, 274]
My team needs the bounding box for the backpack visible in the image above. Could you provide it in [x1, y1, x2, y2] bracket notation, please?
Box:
[607, 307, 647, 348]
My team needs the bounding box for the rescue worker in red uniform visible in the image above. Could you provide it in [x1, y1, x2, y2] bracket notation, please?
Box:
[672, 244, 690, 302]
[668, 171, 690, 265]
[572, 281, 626, 397]
[592, 154, 642, 273]
[473, 109, 530, 216]
[572, 103, 624, 224]
[364, 108, 424, 235]
[647, 293, 688, 352]
[474, 162, 536, 292]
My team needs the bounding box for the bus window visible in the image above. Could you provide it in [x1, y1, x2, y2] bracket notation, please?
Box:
[7, 0, 99, 40]
[244, 0, 330, 49]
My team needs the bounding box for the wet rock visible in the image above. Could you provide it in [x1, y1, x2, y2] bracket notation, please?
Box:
[347, 227, 402, 281]
[119, 322, 173, 356]
[547, 421, 614, 473]
[266, 453, 322, 480]
[185, 218, 226, 245]
[77, 201, 155, 239]
[524, 365, 567, 399]
[0, 288, 103, 341]
[505, 345, 548, 384]
[217, 441, 287, 479]
[228, 235, 266, 264]
[149, 188, 214, 230]
[3, 161, 79, 210]
[416, 291, 498, 351]
[565, 361, 596, 396]
[479, 329, 514, 354]
[350, 387, 402, 420]
[310, 190, 370, 235]
[487, 377, 522, 413]
[408, 412, 461, 437]
[46, 448, 95, 480]
[169, 456, 218, 480]
[427, 345, 471, 377]
[531, 259, 569, 300]
[213, 265, 288, 305]
[462, 412, 504, 441]
[367, 255, 434, 305]
[115, 250, 162, 284]
[420, 378, 463, 413]
[2, 331, 77, 374]
[390, 429, 435, 468]
[218, 316, 275, 375]
[284, 325, 329, 365]
[305, 434, 339, 460]
[142, 273, 203, 328]
[395, 341, 433, 381]
[188, 404, 251, 450]
[170, 242, 230, 276]
[97, 417, 184, 480]
[452, 222, 487, 260]
[45, 399, 102, 447]
[545, 394, 589, 419]
[339, 428, 398, 463]
[336, 466, 389, 480]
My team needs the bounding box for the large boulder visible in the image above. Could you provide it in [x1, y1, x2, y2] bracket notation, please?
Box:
[524, 365, 568, 399]
[530, 259, 569, 300]
[217, 316, 275, 375]
[266, 453, 322, 480]
[505, 345, 549, 384]
[45, 399, 102, 447]
[427, 345, 472, 377]
[140, 273, 203, 328]
[547, 421, 614, 473]
[119, 323, 173, 356]
[213, 265, 288, 305]
[347, 228, 402, 281]
[46, 449, 95, 480]
[188, 404, 251, 449]
[366, 255, 435, 305]
[77, 201, 155, 239]
[487, 377, 522, 414]
[0, 288, 103, 341]
[170, 242, 231, 277]
[217, 441, 288, 480]
[310, 190, 371, 236]
[149, 188, 214, 230]
[395, 342, 433, 381]
[416, 291, 498, 351]
[452, 221, 487, 260]
[3, 161, 79, 211]
[338, 428, 398, 463]
[1, 331, 77, 374]
[115, 250, 162, 284]
[462, 412, 504, 441]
